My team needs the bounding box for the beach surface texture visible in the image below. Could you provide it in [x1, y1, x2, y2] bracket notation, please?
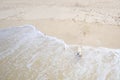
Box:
[0, 0, 120, 80]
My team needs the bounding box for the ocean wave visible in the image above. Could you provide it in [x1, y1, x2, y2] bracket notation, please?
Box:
[0, 25, 120, 80]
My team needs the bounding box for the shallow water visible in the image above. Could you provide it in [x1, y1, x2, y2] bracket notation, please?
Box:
[0, 25, 120, 80]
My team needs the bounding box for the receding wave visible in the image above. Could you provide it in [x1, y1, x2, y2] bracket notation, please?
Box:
[0, 25, 120, 80]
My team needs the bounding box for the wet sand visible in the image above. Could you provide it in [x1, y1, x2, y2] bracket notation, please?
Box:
[0, 26, 119, 80]
[0, 19, 120, 49]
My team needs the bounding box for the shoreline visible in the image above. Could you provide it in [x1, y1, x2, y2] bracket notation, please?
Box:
[0, 19, 120, 49]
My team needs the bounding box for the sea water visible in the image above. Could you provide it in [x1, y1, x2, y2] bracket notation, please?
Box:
[0, 25, 120, 80]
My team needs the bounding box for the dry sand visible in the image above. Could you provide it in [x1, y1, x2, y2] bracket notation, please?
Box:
[0, 0, 120, 49]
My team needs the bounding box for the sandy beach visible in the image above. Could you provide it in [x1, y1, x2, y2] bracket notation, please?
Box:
[0, 0, 120, 80]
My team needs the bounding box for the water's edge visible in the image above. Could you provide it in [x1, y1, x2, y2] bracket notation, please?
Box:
[0, 25, 120, 80]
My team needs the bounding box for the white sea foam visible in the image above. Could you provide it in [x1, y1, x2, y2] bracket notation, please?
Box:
[0, 25, 120, 80]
